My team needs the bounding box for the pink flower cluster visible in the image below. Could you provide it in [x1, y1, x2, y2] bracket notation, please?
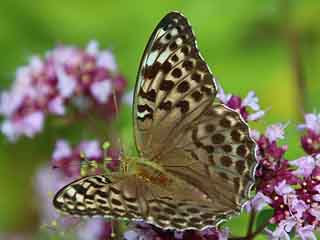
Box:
[246, 116, 320, 239]
[217, 85, 265, 121]
[36, 139, 119, 240]
[299, 113, 320, 155]
[124, 223, 228, 240]
[52, 139, 119, 177]
[0, 41, 126, 141]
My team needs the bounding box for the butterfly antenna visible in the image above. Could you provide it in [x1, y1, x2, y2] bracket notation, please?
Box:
[111, 81, 126, 154]
[111, 83, 128, 167]
[111, 81, 120, 124]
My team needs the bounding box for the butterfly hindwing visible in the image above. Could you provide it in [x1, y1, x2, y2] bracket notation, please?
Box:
[53, 174, 227, 230]
[134, 12, 217, 159]
[53, 175, 146, 220]
[159, 104, 256, 212]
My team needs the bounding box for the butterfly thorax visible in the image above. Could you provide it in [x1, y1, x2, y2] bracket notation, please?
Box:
[121, 155, 172, 186]
[136, 165, 172, 186]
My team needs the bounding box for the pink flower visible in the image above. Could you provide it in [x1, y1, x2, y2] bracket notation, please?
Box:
[35, 166, 77, 226]
[52, 140, 73, 161]
[86, 40, 118, 71]
[48, 97, 65, 115]
[298, 113, 320, 134]
[296, 225, 317, 240]
[290, 156, 316, 178]
[90, 80, 112, 103]
[0, 41, 127, 141]
[289, 198, 308, 219]
[265, 124, 287, 142]
[1, 111, 44, 141]
[245, 192, 272, 212]
[124, 223, 228, 240]
[78, 140, 103, 159]
[217, 86, 265, 121]
[77, 218, 112, 240]
[56, 67, 76, 97]
[275, 180, 294, 196]
[299, 113, 320, 154]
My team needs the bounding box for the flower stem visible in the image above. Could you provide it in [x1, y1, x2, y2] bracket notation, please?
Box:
[246, 210, 256, 239]
[280, 0, 307, 118]
[229, 215, 271, 240]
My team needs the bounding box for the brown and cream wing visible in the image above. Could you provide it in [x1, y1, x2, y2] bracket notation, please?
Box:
[134, 12, 217, 159]
[53, 174, 226, 230]
[159, 104, 257, 213]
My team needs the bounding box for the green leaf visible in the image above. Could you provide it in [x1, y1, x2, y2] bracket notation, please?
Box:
[255, 208, 274, 232]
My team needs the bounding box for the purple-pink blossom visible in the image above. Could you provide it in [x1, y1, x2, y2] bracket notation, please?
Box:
[299, 113, 320, 155]
[0, 41, 126, 141]
[217, 86, 265, 121]
[36, 139, 118, 239]
[123, 223, 229, 240]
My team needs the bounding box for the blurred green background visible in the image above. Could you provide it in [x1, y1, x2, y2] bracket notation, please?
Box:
[0, 0, 319, 239]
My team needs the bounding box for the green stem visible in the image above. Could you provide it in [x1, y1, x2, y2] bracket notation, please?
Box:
[246, 210, 256, 239]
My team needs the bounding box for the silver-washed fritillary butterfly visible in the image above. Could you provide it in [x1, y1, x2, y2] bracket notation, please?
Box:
[53, 11, 257, 230]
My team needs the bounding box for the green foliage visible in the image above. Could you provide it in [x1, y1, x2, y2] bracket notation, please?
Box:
[255, 209, 275, 233]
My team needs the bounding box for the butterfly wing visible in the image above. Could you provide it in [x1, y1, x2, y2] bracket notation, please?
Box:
[53, 174, 229, 230]
[134, 12, 217, 159]
[134, 11, 257, 219]
[159, 104, 257, 214]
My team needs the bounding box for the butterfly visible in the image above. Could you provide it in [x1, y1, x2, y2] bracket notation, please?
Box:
[53, 11, 257, 231]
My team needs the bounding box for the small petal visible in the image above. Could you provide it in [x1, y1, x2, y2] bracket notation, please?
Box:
[123, 230, 139, 240]
[79, 141, 102, 159]
[86, 40, 99, 56]
[249, 129, 261, 140]
[1, 120, 17, 141]
[312, 194, 320, 202]
[275, 180, 294, 196]
[247, 110, 265, 121]
[77, 218, 108, 240]
[216, 84, 232, 104]
[265, 123, 287, 142]
[97, 51, 117, 72]
[20, 111, 45, 138]
[265, 224, 291, 240]
[218, 228, 229, 240]
[56, 67, 76, 97]
[290, 156, 315, 178]
[290, 198, 308, 219]
[242, 91, 260, 111]
[29, 55, 44, 74]
[52, 140, 72, 160]
[245, 192, 272, 212]
[296, 225, 317, 240]
[298, 113, 320, 134]
[309, 208, 320, 220]
[313, 184, 320, 193]
[90, 80, 112, 103]
[48, 97, 65, 115]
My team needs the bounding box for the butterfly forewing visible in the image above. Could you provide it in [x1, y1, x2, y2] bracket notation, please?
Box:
[134, 12, 217, 159]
